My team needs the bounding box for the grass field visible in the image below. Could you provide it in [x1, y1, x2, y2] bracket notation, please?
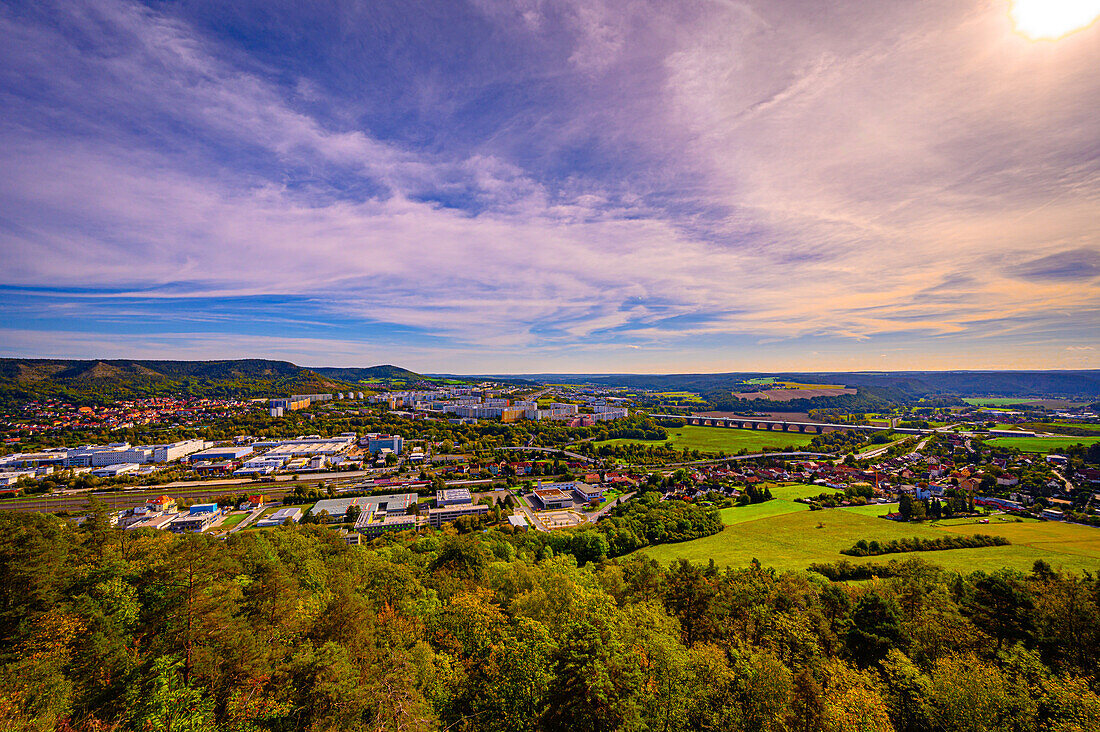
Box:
[597, 425, 816, 455]
[963, 397, 1039, 406]
[638, 485, 1100, 575]
[986, 435, 1100, 452]
[218, 512, 248, 529]
[1039, 423, 1100, 432]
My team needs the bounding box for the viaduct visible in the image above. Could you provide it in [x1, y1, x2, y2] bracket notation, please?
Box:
[647, 414, 931, 436]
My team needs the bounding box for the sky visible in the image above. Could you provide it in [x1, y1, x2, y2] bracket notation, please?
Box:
[0, 0, 1098, 374]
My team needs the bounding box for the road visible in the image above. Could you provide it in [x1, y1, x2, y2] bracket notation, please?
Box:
[855, 435, 914, 461]
[1051, 468, 1075, 494]
[230, 506, 266, 533]
[513, 493, 549, 531]
[588, 491, 635, 522]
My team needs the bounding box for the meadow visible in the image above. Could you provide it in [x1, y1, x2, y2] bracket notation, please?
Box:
[963, 397, 1040, 406]
[597, 424, 817, 454]
[638, 483, 1100, 574]
[986, 434, 1100, 452]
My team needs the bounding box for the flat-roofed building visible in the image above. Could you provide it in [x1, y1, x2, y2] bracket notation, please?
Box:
[507, 514, 529, 530]
[167, 511, 219, 533]
[436, 487, 471, 506]
[355, 511, 420, 536]
[256, 507, 302, 527]
[189, 446, 254, 462]
[126, 514, 179, 531]
[91, 462, 141, 478]
[367, 435, 403, 455]
[427, 502, 489, 527]
[531, 488, 573, 510]
[152, 439, 207, 463]
[310, 493, 416, 522]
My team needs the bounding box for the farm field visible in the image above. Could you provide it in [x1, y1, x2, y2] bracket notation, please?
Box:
[597, 425, 816, 454]
[986, 434, 1100, 452]
[637, 487, 1100, 574]
[736, 387, 856, 401]
[963, 397, 1040, 406]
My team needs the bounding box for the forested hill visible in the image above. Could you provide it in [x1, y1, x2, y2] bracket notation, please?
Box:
[511, 370, 1100, 401]
[0, 358, 417, 407]
[311, 364, 423, 382]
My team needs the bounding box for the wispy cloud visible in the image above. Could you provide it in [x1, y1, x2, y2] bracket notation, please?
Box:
[0, 0, 1097, 371]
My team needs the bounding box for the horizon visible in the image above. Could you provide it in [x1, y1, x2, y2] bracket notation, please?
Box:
[5, 354, 1100, 378]
[1, 0, 1098, 372]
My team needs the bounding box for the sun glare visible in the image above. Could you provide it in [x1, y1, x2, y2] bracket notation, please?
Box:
[1011, 0, 1100, 39]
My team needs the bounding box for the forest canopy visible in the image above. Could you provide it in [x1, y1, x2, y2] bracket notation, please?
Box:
[0, 510, 1099, 732]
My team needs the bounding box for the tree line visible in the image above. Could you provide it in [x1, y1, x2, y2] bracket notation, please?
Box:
[842, 534, 1010, 557]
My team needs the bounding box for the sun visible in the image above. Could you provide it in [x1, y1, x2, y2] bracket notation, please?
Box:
[1010, 0, 1100, 39]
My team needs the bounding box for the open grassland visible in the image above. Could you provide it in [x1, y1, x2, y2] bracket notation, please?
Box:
[986, 434, 1100, 452]
[597, 424, 816, 454]
[638, 488, 1100, 574]
[963, 397, 1040, 406]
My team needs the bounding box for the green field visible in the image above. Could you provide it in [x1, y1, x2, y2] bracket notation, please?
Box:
[217, 512, 248, 529]
[986, 434, 1100, 452]
[638, 487, 1100, 575]
[963, 397, 1039, 406]
[656, 391, 706, 402]
[1039, 422, 1100, 432]
[597, 425, 816, 455]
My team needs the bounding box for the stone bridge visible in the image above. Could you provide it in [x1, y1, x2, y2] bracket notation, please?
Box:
[647, 414, 928, 435]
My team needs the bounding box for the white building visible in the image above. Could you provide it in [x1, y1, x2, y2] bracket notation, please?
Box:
[152, 439, 207, 463]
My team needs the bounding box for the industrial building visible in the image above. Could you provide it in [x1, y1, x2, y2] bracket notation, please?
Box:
[310, 493, 417, 522]
[189, 446, 254, 462]
[256, 507, 303, 527]
[90, 462, 140, 478]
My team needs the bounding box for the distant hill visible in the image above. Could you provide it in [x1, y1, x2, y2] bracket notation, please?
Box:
[503, 370, 1100, 401]
[311, 364, 423, 383]
[0, 358, 394, 407]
